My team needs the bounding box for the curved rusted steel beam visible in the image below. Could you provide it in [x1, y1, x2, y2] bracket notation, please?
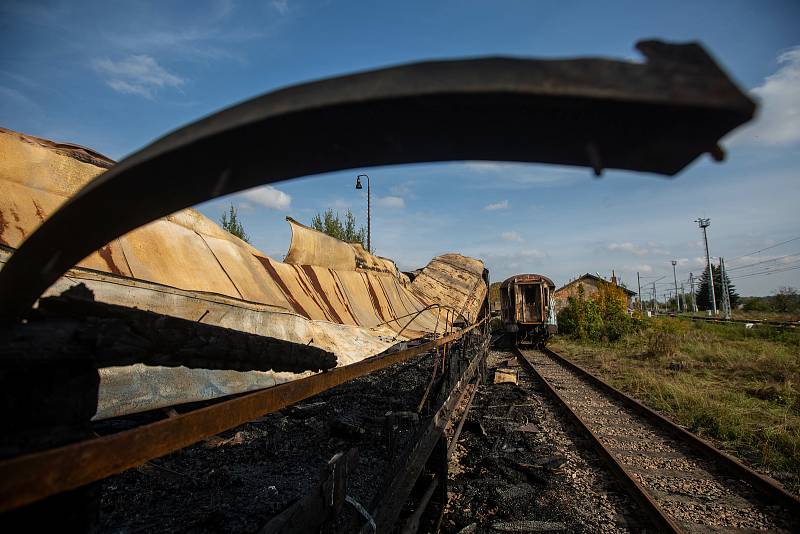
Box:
[0, 40, 754, 321]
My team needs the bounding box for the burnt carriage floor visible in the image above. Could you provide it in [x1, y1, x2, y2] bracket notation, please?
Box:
[96, 331, 485, 534]
[442, 351, 650, 533]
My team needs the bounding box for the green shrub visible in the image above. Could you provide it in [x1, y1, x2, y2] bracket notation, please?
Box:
[557, 283, 640, 342]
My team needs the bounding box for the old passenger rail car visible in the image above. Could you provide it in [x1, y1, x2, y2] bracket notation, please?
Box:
[499, 274, 557, 345]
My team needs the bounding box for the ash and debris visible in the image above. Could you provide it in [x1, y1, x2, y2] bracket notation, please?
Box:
[96, 348, 439, 533]
[442, 350, 648, 533]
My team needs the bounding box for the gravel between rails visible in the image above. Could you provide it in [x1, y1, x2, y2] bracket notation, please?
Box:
[522, 347, 798, 533]
[442, 350, 652, 533]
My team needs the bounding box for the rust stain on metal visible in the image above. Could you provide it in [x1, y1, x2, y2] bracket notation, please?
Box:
[300, 265, 344, 324]
[253, 254, 311, 319]
[0, 209, 8, 246]
[362, 272, 388, 323]
[96, 244, 123, 276]
[32, 200, 45, 222]
[329, 270, 358, 325]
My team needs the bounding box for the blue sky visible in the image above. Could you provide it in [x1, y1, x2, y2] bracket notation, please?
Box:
[2, 1, 799, 298]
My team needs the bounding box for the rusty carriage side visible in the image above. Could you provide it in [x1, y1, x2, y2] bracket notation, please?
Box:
[499, 274, 557, 346]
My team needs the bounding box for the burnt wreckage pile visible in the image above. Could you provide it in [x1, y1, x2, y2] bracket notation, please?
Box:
[0, 40, 755, 532]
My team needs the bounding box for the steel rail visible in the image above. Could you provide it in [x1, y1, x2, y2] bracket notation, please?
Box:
[0, 317, 485, 513]
[537, 345, 800, 513]
[512, 346, 682, 533]
[0, 40, 756, 322]
[684, 315, 797, 329]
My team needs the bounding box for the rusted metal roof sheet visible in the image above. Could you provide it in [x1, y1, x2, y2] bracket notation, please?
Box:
[0, 127, 487, 417]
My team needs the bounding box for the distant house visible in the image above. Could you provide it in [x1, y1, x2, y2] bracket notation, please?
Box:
[553, 272, 637, 311]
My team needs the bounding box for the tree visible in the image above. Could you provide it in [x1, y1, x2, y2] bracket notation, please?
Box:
[310, 209, 366, 248]
[695, 261, 739, 311]
[220, 203, 250, 243]
[773, 286, 800, 313]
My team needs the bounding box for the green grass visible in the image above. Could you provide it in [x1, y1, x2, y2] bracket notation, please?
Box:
[550, 318, 800, 493]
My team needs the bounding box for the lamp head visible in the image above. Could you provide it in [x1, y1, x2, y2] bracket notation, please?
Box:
[355, 176, 363, 190]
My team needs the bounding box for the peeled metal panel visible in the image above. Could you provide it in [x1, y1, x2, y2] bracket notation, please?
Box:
[284, 217, 356, 270]
[0, 180, 64, 249]
[330, 270, 388, 328]
[79, 240, 133, 278]
[118, 220, 241, 298]
[298, 265, 359, 326]
[410, 254, 487, 322]
[254, 256, 330, 320]
[0, 128, 106, 198]
[199, 234, 293, 309]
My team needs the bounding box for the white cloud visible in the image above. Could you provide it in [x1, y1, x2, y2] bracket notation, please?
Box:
[271, 0, 289, 15]
[331, 198, 352, 209]
[462, 161, 587, 189]
[728, 46, 800, 146]
[390, 182, 414, 197]
[241, 185, 291, 210]
[637, 264, 653, 273]
[607, 242, 648, 256]
[501, 231, 524, 243]
[484, 200, 509, 211]
[94, 55, 184, 99]
[376, 196, 405, 208]
[651, 247, 670, 256]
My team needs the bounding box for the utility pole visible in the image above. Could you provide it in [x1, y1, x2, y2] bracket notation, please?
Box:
[695, 218, 717, 315]
[637, 272, 643, 313]
[680, 283, 686, 312]
[652, 281, 657, 314]
[720, 257, 732, 319]
[671, 260, 681, 313]
[689, 272, 698, 313]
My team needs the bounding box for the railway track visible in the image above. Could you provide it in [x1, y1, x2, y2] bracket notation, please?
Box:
[513, 345, 800, 533]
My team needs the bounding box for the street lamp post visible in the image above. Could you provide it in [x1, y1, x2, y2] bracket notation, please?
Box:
[355, 174, 371, 253]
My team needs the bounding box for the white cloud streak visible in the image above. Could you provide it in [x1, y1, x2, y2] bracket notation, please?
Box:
[484, 200, 509, 211]
[271, 0, 289, 15]
[501, 231, 524, 243]
[376, 196, 405, 208]
[607, 242, 648, 256]
[94, 55, 184, 99]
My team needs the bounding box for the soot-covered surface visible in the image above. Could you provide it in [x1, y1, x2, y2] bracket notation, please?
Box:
[97, 350, 436, 533]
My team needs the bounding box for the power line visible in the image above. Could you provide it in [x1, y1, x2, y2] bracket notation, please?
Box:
[729, 236, 800, 261]
[726, 251, 800, 272]
[729, 263, 800, 280]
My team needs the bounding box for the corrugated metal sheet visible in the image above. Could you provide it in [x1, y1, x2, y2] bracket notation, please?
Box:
[0, 127, 487, 417]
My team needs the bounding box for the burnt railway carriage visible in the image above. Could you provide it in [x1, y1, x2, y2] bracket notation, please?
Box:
[499, 274, 557, 345]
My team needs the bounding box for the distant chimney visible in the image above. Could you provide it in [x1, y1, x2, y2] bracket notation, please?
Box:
[611, 270, 617, 285]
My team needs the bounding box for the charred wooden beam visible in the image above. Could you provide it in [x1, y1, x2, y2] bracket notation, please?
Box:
[4, 284, 336, 374]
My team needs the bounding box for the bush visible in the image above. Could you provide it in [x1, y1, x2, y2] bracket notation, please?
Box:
[557, 283, 640, 342]
[648, 332, 680, 359]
